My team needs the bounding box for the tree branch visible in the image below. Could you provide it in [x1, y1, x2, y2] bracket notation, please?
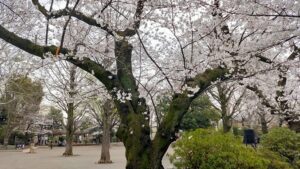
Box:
[0, 24, 118, 91]
[31, 0, 115, 36]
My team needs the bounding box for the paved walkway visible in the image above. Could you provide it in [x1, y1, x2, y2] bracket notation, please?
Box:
[0, 144, 174, 169]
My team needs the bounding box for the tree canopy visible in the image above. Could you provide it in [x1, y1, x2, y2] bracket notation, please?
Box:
[0, 0, 299, 168]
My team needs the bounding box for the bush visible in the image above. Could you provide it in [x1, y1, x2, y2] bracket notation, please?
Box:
[232, 126, 243, 137]
[261, 127, 300, 168]
[258, 149, 292, 169]
[170, 129, 292, 169]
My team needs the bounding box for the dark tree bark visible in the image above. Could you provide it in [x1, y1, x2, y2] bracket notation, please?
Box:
[288, 121, 300, 133]
[112, 39, 228, 169]
[222, 116, 232, 133]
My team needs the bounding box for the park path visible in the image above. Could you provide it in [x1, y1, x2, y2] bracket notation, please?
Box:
[0, 144, 174, 169]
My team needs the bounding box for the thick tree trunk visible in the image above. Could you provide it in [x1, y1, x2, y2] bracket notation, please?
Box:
[98, 104, 112, 164]
[113, 40, 227, 169]
[118, 111, 169, 169]
[114, 40, 153, 169]
[116, 94, 192, 169]
[64, 135, 73, 156]
[116, 108, 152, 169]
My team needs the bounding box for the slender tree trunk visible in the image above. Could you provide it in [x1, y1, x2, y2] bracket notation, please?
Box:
[99, 126, 111, 163]
[3, 107, 13, 149]
[29, 142, 35, 153]
[3, 125, 11, 149]
[261, 121, 268, 134]
[3, 136, 9, 149]
[279, 117, 284, 127]
[98, 103, 112, 163]
[259, 114, 268, 134]
[222, 116, 232, 133]
[63, 103, 75, 156]
[63, 65, 76, 156]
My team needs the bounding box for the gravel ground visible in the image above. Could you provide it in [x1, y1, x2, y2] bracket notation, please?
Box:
[0, 144, 174, 169]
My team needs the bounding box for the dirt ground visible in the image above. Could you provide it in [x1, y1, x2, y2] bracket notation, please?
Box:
[0, 143, 174, 169]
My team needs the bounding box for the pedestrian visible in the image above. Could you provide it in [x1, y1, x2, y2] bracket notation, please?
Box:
[50, 140, 53, 150]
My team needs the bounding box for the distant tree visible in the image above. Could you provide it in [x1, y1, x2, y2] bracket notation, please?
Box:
[47, 106, 64, 130]
[89, 98, 119, 164]
[180, 95, 220, 131]
[77, 116, 94, 131]
[43, 62, 99, 156]
[209, 83, 246, 133]
[256, 104, 274, 134]
[157, 95, 220, 131]
[0, 75, 43, 148]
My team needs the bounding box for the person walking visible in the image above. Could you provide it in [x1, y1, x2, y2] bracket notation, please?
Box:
[49, 140, 53, 150]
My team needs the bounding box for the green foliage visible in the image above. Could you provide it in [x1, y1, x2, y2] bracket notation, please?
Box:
[261, 127, 300, 168]
[0, 75, 44, 143]
[258, 149, 293, 169]
[47, 106, 64, 129]
[5, 75, 43, 106]
[157, 94, 220, 131]
[0, 75, 44, 119]
[170, 129, 291, 169]
[232, 126, 244, 137]
[180, 95, 220, 130]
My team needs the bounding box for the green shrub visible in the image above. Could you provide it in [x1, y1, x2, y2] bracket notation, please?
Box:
[170, 129, 273, 169]
[257, 149, 292, 169]
[232, 126, 244, 137]
[261, 127, 300, 168]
